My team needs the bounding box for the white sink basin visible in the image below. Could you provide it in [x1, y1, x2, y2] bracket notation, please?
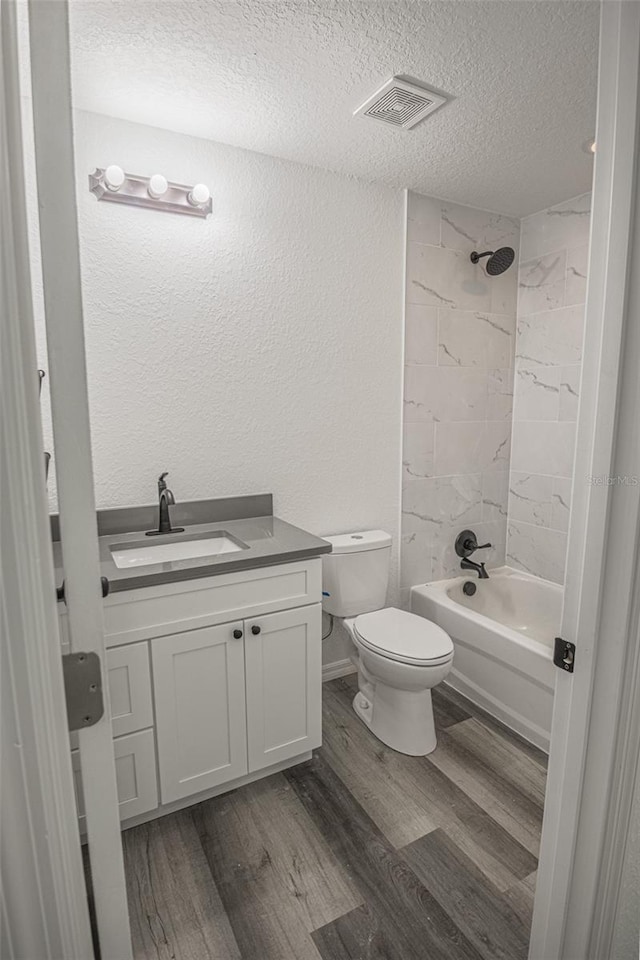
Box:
[110, 532, 247, 569]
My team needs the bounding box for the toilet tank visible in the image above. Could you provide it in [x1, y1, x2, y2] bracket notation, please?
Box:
[322, 530, 392, 617]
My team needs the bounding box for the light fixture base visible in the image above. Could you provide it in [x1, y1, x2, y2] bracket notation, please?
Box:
[89, 168, 212, 218]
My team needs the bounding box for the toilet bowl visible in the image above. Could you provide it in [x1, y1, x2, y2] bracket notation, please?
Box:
[322, 530, 454, 756]
[344, 606, 453, 756]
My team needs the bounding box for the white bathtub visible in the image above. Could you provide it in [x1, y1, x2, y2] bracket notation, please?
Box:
[410, 566, 561, 751]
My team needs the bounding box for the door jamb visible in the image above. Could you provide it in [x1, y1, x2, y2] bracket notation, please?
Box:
[530, 3, 640, 957]
[0, 2, 93, 956]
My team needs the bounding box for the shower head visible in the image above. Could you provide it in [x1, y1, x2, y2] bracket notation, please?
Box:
[470, 247, 515, 276]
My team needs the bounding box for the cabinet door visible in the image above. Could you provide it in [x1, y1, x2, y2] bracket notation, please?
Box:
[152, 622, 247, 803]
[72, 729, 158, 827]
[245, 604, 322, 772]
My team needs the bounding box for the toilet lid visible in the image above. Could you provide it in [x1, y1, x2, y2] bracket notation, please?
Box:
[354, 607, 453, 665]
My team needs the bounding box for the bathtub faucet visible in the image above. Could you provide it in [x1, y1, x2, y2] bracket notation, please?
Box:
[460, 556, 490, 579]
[455, 529, 492, 579]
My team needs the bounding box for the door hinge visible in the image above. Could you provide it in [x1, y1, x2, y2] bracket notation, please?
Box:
[554, 637, 576, 674]
[62, 652, 105, 731]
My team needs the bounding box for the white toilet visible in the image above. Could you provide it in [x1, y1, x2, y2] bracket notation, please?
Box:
[322, 530, 454, 756]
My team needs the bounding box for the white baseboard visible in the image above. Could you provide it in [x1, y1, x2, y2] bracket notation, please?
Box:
[322, 658, 357, 682]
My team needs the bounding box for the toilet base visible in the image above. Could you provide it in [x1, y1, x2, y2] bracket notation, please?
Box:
[352, 685, 437, 756]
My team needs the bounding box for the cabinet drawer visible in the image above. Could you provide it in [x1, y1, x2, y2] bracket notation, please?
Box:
[104, 559, 322, 646]
[68, 640, 153, 748]
[105, 641, 153, 737]
[72, 729, 158, 827]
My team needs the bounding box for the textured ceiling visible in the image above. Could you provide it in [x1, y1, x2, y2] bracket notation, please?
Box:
[68, 0, 600, 216]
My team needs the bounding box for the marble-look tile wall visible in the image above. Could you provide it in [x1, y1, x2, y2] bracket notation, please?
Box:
[506, 193, 591, 583]
[401, 191, 519, 601]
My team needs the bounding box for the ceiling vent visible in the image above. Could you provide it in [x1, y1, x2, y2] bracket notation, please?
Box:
[353, 76, 447, 130]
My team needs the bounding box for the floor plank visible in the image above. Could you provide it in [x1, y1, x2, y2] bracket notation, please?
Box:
[321, 678, 438, 847]
[439, 684, 549, 769]
[122, 812, 241, 960]
[118, 677, 545, 960]
[504, 871, 538, 928]
[191, 771, 362, 960]
[449, 718, 547, 806]
[286, 753, 485, 960]
[312, 903, 398, 960]
[426, 720, 544, 856]
[323, 678, 537, 889]
[431, 685, 472, 729]
[400, 828, 531, 960]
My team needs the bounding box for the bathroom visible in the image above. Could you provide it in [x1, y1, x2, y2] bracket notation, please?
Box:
[3, 1, 640, 959]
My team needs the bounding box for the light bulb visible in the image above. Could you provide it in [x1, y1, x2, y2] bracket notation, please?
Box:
[104, 164, 125, 192]
[187, 183, 210, 206]
[148, 174, 168, 199]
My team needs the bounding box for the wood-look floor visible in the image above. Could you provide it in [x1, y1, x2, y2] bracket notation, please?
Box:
[116, 677, 547, 960]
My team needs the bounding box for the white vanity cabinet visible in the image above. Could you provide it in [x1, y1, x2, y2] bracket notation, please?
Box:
[151, 602, 322, 803]
[61, 557, 323, 830]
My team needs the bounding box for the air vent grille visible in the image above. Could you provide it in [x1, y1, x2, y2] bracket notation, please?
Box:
[354, 77, 447, 130]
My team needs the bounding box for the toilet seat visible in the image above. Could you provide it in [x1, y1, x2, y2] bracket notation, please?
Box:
[354, 607, 454, 667]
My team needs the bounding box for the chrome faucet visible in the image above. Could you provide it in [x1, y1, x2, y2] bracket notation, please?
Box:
[146, 472, 184, 537]
[455, 529, 491, 579]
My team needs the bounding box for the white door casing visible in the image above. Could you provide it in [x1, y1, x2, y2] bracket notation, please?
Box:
[26, 1, 133, 957]
[530, 3, 640, 958]
[1, 2, 93, 956]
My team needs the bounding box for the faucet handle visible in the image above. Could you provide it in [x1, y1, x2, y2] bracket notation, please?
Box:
[455, 529, 492, 558]
[158, 471, 169, 483]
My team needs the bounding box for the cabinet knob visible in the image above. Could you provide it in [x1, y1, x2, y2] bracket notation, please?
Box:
[232, 629, 243, 639]
[251, 625, 261, 635]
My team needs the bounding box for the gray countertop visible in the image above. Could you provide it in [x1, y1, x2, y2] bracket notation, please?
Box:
[52, 495, 332, 596]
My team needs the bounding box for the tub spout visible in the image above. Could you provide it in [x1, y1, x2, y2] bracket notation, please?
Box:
[460, 557, 490, 579]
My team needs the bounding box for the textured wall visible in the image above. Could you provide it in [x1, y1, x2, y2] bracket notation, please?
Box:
[507, 193, 590, 583]
[400, 191, 519, 600]
[30, 111, 405, 661]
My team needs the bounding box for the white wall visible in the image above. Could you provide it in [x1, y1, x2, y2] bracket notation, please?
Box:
[507, 193, 590, 583]
[31, 110, 404, 593]
[400, 191, 519, 600]
[25, 111, 405, 666]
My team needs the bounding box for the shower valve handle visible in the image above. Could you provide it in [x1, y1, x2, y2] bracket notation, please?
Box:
[455, 529, 492, 559]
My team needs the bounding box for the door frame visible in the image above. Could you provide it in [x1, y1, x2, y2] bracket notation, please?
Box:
[25, 1, 134, 957]
[3, 1, 133, 957]
[4, 0, 640, 956]
[530, 2, 640, 957]
[0, 2, 92, 957]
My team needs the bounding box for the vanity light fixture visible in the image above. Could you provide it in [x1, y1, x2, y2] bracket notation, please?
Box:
[88, 167, 212, 218]
[147, 173, 168, 199]
[187, 183, 210, 207]
[104, 164, 125, 191]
